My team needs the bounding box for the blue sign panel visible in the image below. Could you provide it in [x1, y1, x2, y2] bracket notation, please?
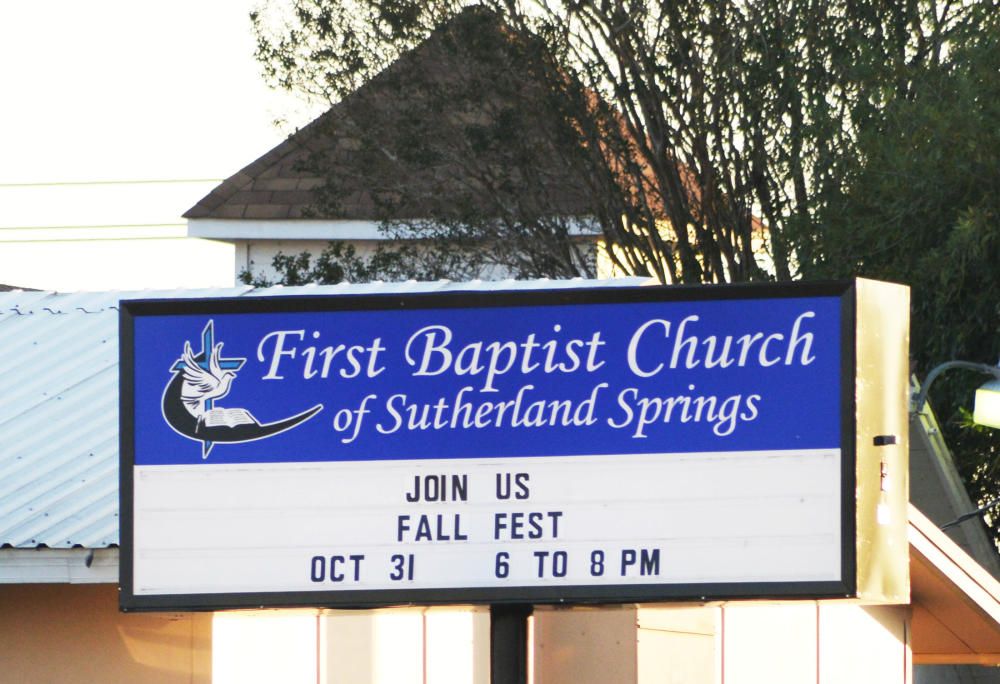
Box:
[131, 294, 841, 466]
[120, 283, 854, 611]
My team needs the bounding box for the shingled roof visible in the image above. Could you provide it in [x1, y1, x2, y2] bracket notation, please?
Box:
[181, 120, 328, 221]
[184, 9, 593, 223]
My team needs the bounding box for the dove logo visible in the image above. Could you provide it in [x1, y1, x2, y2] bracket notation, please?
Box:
[161, 320, 324, 458]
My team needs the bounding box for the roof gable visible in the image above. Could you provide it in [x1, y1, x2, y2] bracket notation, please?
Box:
[185, 9, 593, 223]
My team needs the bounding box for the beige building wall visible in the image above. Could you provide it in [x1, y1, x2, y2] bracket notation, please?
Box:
[532, 601, 911, 684]
[0, 583, 490, 684]
[636, 604, 719, 684]
[533, 605, 639, 684]
[211, 606, 491, 684]
[0, 583, 211, 683]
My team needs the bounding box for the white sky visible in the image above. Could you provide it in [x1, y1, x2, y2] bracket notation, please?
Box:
[0, 0, 319, 184]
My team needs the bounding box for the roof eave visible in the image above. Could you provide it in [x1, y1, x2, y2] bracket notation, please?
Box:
[0, 547, 119, 584]
[909, 503, 1000, 664]
[188, 218, 387, 241]
[186, 217, 603, 242]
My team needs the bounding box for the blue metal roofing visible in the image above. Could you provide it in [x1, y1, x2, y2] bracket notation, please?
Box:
[0, 278, 650, 548]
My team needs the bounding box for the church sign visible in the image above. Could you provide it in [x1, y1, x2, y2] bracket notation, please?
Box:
[119, 280, 909, 611]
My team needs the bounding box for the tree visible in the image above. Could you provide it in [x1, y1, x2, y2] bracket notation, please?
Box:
[250, 0, 989, 287]
[249, 0, 1000, 539]
[803, 10, 1000, 538]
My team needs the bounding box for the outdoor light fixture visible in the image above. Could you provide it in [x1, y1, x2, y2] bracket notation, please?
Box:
[974, 380, 1000, 429]
[912, 360, 1000, 428]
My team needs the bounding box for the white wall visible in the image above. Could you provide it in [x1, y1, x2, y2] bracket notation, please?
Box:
[235, 236, 601, 285]
[236, 240, 382, 285]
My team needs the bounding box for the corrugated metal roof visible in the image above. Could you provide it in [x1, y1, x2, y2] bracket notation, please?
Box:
[0, 278, 651, 549]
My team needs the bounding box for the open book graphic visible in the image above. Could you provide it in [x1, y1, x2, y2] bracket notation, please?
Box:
[202, 407, 257, 428]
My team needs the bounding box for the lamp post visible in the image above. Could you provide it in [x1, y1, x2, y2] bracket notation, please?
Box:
[911, 360, 1000, 428]
[912, 359, 1000, 530]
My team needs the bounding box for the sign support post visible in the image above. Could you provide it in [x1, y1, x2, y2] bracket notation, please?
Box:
[491, 603, 532, 684]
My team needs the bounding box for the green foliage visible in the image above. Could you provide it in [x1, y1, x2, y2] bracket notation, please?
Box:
[237, 238, 492, 287]
[804, 14, 1000, 536]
